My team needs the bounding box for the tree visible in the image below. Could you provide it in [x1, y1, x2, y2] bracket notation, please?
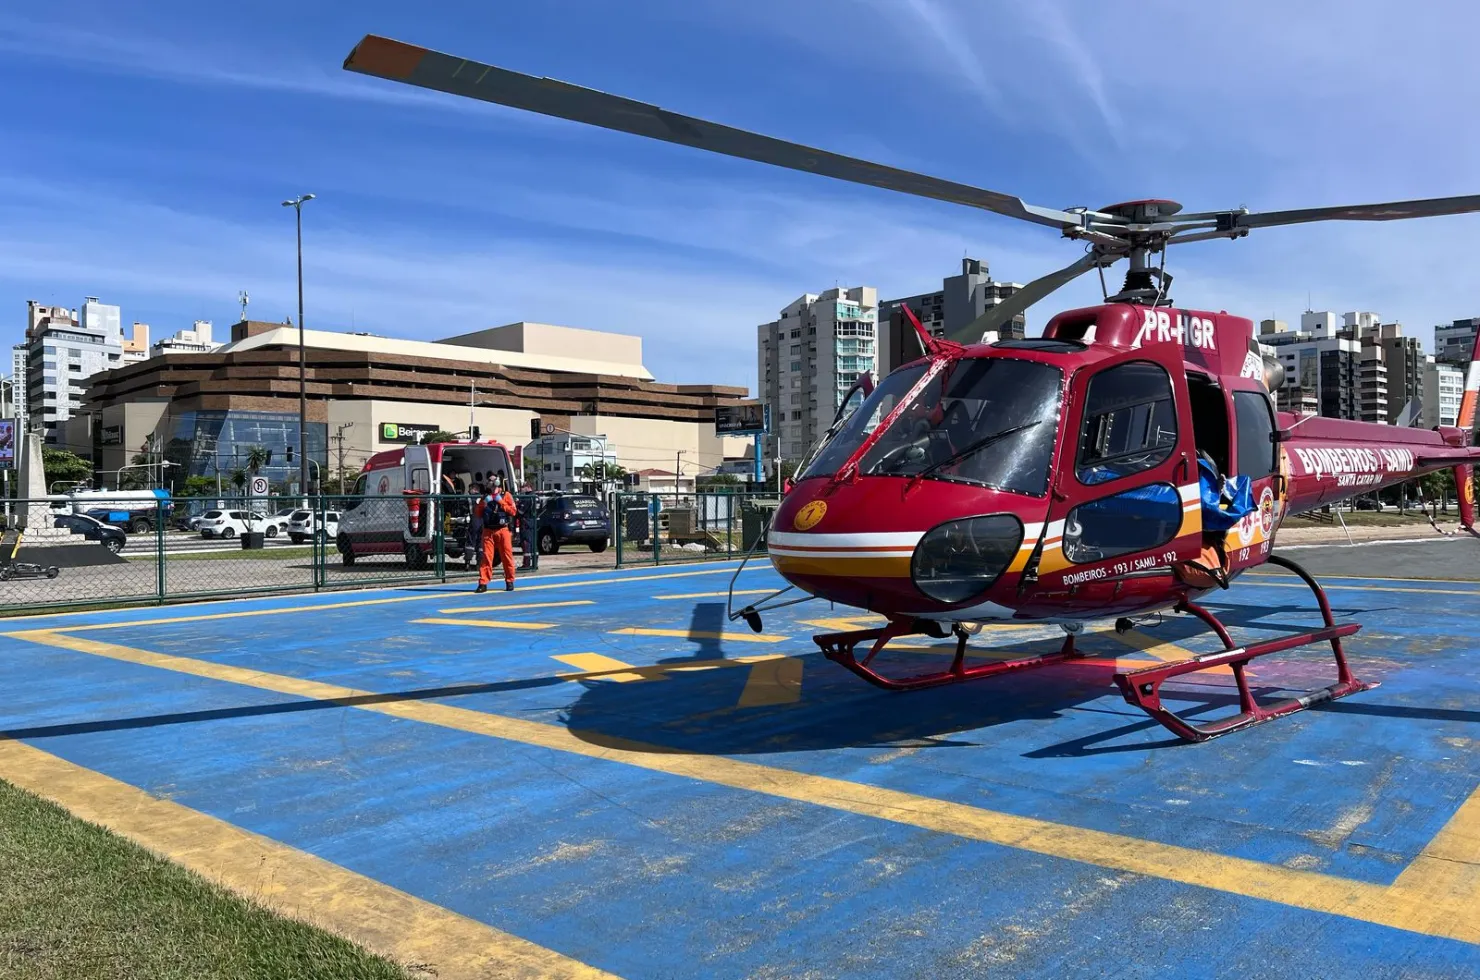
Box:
[178, 476, 219, 498]
[229, 468, 248, 493]
[118, 452, 152, 490]
[697, 472, 741, 491]
[245, 445, 272, 474]
[42, 448, 92, 491]
[420, 431, 459, 445]
[577, 460, 627, 484]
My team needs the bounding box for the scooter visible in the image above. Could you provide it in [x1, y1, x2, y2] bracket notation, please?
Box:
[0, 529, 60, 581]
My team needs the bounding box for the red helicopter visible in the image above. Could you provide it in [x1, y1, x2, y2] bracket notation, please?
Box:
[343, 35, 1480, 741]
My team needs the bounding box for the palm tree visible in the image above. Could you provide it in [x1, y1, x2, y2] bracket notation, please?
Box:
[245, 445, 271, 474]
[230, 468, 248, 494]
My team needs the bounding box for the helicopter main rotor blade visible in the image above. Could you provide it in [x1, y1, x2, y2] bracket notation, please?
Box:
[1229, 194, 1480, 230]
[342, 35, 1084, 232]
[944, 251, 1108, 345]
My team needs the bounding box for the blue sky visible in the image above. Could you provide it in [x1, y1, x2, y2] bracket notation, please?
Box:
[3, 1, 1480, 391]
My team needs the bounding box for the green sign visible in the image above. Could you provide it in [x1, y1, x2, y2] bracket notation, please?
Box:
[380, 422, 444, 444]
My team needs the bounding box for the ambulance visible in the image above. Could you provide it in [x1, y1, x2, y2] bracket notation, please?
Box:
[336, 440, 516, 568]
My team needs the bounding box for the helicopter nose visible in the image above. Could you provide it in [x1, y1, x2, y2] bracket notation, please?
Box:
[768, 508, 1030, 613]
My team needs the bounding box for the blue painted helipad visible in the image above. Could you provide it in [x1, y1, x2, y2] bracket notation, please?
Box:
[1, 555, 1477, 978]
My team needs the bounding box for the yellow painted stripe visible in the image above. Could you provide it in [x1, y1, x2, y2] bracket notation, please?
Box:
[1388, 785, 1480, 940]
[1248, 581, 1480, 597]
[413, 618, 556, 631]
[16, 564, 768, 633]
[0, 738, 619, 980]
[654, 590, 773, 600]
[1109, 628, 1235, 676]
[552, 653, 656, 683]
[13, 629, 1480, 945]
[736, 656, 804, 706]
[437, 600, 594, 614]
[1244, 571, 1480, 585]
[608, 628, 789, 644]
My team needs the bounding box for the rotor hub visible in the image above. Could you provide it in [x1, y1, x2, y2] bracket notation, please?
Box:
[1098, 199, 1184, 223]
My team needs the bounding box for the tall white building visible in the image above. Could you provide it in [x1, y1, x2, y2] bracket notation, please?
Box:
[757, 286, 877, 461]
[152, 320, 220, 356]
[24, 299, 125, 448]
[877, 258, 1025, 376]
[1423, 357, 1463, 428]
[5, 346, 24, 431]
[1435, 318, 1480, 366]
[526, 431, 617, 492]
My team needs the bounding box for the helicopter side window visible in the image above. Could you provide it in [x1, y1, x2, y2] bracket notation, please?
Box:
[1062, 482, 1183, 565]
[1076, 361, 1179, 486]
[1233, 390, 1278, 478]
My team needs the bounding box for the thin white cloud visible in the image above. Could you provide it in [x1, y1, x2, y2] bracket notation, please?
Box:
[0, 15, 556, 127]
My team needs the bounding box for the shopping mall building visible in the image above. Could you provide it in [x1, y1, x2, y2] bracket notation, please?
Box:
[76, 319, 752, 492]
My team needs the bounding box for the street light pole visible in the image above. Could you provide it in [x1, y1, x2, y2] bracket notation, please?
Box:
[281, 193, 315, 494]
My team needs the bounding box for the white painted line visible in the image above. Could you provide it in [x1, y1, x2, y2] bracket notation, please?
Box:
[1276, 535, 1465, 551]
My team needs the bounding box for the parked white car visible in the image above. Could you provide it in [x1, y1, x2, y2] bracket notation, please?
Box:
[287, 509, 340, 544]
[265, 508, 298, 536]
[198, 510, 273, 539]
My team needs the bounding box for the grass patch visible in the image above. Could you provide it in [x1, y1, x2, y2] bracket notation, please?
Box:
[0, 778, 416, 979]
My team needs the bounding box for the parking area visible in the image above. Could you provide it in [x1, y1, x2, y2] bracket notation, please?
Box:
[0, 542, 1477, 978]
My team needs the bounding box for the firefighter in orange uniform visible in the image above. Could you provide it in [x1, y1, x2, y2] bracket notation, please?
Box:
[474, 477, 519, 593]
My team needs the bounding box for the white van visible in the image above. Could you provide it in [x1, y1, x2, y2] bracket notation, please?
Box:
[336, 440, 515, 568]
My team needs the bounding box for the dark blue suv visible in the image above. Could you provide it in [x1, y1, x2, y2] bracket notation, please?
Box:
[535, 494, 610, 554]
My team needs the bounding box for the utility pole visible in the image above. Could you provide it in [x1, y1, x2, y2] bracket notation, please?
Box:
[281, 193, 315, 494]
[674, 450, 684, 507]
[468, 379, 476, 437]
[332, 421, 354, 491]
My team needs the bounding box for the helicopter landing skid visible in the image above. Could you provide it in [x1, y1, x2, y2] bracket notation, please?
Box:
[1113, 554, 1372, 742]
[815, 619, 1083, 692]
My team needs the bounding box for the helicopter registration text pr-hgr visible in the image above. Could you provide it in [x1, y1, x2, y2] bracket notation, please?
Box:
[1290, 446, 1415, 487]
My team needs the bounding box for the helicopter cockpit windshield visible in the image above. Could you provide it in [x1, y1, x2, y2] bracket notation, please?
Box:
[797, 356, 1063, 495]
[796, 364, 927, 481]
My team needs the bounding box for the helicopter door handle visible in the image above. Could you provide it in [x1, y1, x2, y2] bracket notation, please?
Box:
[1175, 457, 1188, 482]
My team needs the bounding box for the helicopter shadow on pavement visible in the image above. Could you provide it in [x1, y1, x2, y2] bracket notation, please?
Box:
[559, 602, 1237, 757]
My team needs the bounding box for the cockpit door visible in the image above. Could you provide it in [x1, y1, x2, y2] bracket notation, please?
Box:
[1022, 347, 1202, 612]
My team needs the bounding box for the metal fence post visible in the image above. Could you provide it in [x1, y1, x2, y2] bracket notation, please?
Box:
[314, 490, 325, 590]
[613, 491, 624, 569]
[651, 493, 661, 565]
[155, 499, 166, 604]
[435, 492, 446, 583]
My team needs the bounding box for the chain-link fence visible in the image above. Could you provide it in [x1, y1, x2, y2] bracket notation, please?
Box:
[613, 492, 781, 567]
[0, 489, 783, 615]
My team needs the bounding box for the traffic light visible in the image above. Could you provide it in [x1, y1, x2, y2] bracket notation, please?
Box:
[471, 425, 480, 441]
[530, 418, 541, 441]
[264, 450, 272, 465]
[285, 446, 294, 463]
